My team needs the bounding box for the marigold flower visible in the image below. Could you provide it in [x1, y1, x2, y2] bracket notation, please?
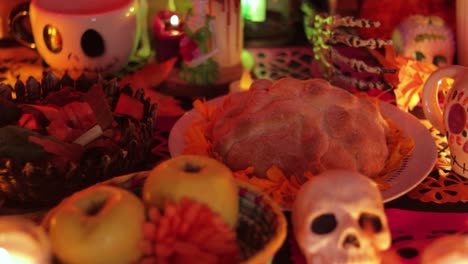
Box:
[138, 198, 239, 264]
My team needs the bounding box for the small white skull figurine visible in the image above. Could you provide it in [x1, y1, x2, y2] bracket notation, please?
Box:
[292, 170, 391, 264]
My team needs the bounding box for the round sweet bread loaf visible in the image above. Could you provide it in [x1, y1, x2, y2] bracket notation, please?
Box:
[211, 78, 389, 178]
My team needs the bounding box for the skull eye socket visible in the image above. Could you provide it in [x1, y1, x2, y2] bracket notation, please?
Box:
[433, 55, 447, 66]
[397, 247, 419, 259]
[81, 29, 105, 58]
[358, 213, 383, 233]
[414, 51, 425, 61]
[43, 24, 62, 53]
[311, 213, 337, 234]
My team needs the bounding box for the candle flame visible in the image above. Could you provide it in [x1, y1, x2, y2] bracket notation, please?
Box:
[0, 248, 14, 264]
[170, 15, 180, 27]
[126, 7, 135, 17]
[240, 71, 253, 90]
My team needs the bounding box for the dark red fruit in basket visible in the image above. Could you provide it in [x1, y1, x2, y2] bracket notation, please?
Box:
[18, 105, 50, 132]
[0, 73, 157, 208]
[0, 98, 22, 126]
[41, 87, 84, 106]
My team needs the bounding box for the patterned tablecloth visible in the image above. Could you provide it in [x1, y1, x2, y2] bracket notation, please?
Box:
[238, 47, 468, 264]
[0, 44, 467, 264]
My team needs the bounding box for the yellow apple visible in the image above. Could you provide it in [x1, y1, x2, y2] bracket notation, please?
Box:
[45, 185, 145, 264]
[143, 155, 239, 227]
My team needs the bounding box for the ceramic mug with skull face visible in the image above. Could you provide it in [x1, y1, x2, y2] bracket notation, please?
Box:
[423, 65, 468, 178]
[10, 0, 148, 76]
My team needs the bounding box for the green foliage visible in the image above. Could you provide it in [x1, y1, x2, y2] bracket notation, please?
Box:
[180, 59, 219, 86]
[174, 0, 192, 15]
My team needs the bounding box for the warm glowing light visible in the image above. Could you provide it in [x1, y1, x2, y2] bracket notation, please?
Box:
[239, 70, 253, 90]
[0, 248, 14, 264]
[230, 71, 253, 93]
[169, 15, 180, 27]
[0, 247, 35, 264]
[47, 27, 56, 35]
[0, 218, 51, 264]
[126, 7, 135, 17]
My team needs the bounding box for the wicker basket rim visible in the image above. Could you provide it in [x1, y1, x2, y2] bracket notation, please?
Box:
[235, 179, 288, 264]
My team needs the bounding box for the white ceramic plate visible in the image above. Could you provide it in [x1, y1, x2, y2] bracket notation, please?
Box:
[378, 101, 437, 203]
[168, 95, 438, 204]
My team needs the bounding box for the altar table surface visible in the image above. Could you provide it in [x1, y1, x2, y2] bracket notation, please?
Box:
[0, 43, 467, 264]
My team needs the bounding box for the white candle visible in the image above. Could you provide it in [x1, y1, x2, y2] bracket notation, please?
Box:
[457, 0, 468, 66]
[209, 0, 243, 68]
[0, 217, 51, 264]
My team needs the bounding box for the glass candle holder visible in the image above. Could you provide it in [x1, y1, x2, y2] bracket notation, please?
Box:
[0, 217, 51, 264]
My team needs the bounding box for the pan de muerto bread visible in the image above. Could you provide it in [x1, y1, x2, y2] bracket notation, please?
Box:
[210, 78, 390, 178]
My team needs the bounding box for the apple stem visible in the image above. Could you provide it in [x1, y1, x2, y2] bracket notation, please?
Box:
[184, 162, 201, 173]
[86, 201, 106, 216]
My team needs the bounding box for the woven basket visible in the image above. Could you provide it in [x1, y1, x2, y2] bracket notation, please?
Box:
[0, 73, 157, 208]
[101, 171, 288, 264]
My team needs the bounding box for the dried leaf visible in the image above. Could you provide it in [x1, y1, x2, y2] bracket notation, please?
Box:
[119, 58, 177, 90]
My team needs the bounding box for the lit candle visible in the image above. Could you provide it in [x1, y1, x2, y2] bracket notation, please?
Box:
[0, 217, 51, 264]
[153, 10, 185, 63]
[229, 70, 253, 93]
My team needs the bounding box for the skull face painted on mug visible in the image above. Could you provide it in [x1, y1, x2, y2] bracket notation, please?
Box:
[23, 0, 144, 75]
[292, 170, 391, 264]
[422, 65, 468, 178]
[445, 88, 468, 173]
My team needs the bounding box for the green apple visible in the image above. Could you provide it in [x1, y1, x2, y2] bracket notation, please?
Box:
[45, 185, 145, 264]
[143, 155, 239, 227]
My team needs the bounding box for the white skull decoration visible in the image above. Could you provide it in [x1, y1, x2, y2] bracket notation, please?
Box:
[292, 170, 391, 264]
[392, 15, 454, 66]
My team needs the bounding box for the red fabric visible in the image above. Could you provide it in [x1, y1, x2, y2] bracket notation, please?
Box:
[358, 0, 456, 40]
[46, 101, 96, 142]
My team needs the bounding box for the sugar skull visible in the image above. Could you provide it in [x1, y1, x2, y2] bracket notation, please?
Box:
[392, 15, 454, 66]
[292, 170, 391, 264]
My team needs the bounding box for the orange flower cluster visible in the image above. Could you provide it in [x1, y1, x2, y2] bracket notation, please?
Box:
[233, 166, 314, 209]
[394, 56, 438, 111]
[137, 198, 239, 264]
[369, 46, 451, 112]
